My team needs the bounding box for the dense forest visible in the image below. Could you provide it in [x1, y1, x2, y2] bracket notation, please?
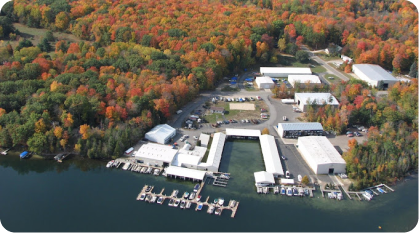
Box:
[0, 0, 417, 188]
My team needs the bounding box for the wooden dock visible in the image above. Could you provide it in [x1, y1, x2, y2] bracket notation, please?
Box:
[136, 184, 239, 218]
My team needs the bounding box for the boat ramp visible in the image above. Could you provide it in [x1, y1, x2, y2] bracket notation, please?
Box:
[136, 182, 240, 218]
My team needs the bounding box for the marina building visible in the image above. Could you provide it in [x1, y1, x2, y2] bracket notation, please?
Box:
[134, 143, 178, 167]
[197, 133, 226, 172]
[199, 133, 210, 147]
[259, 135, 284, 177]
[254, 171, 275, 187]
[294, 93, 339, 112]
[288, 75, 321, 88]
[352, 64, 398, 88]
[297, 136, 346, 174]
[171, 145, 207, 170]
[277, 122, 323, 138]
[255, 76, 275, 89]
[260, 67, 312, 78]
[166, 166, 207, 182]
[144, 124, 176, 144]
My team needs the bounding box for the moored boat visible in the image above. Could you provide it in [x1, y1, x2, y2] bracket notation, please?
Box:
[145, 194, 152, 202]
[168, 199, 175, 206]
[218, 198, 224, 206]
[189, 192, 196, 200]
[207, 205, 215, 214]
[172, 190, 179, 197]
[286, 187, 293, 196]
[20, 151, 30, 159]
[281, 187, 286, 195]
[193, 184, 200, 192]
[139, 193, 146, 201]
[106, 160, 114, 168]
[196, 195, 202, 202]
[213, 198, 218, 204]
[229, 200, 236, 208]
[180, 200, 186, 209]
[214, 208, 222, 215]
[185, 201, 191, 209]
[377, 188, 385, 194]
[197, 203, 203, 211]
[293, 188, 298, 196]
[157, 197, 163, 204]
[174, 199, 180, 207]
[150, 195, 157, 203]
[363, 191, 373, 201]
[183, 191, 189, 199]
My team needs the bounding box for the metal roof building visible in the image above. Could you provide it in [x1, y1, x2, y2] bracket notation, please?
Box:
[199, 133, 210, 148]
[288, 75, 321, 88]
[254, 171, 275, 187]
[144, 124, 176, 144]
[297, 136, 346, 174]
[294, 93, 339, 112]
[226, 128, 261, 137]
[197, 133, 226, 172]
[352, 64, 398, 88]
[166, 166, 207, 181]
[259, 135, 284, 177]
[277, 122, 324, 138]
[255, 76, 275, 89]
[134, 143, 178, 166]
[260, 67, 312, 78]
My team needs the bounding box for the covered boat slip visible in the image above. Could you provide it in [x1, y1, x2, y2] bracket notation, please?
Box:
[254, 171, 275, 187]
[226, 128, 261, 140]
[166, 166, 207, 181]
[197, 133, 226, 172]
[259, 135, 284, 177]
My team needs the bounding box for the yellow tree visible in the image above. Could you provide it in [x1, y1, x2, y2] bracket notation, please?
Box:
[262, 128, 269, 135]
[79, 124, 90, 140]
[35, 118, 47, 133]
[53, 126, 63, 139]
[55, 12, 69, 31]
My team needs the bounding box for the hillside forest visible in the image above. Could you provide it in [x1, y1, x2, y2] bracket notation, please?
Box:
[0, 0, 417, 189]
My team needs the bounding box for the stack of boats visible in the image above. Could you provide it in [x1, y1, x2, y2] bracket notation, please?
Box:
[106, 160, 161, 176]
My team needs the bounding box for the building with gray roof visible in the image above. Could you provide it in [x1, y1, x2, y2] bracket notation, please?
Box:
[352, 64, 398, 88]
[277, 122, 324, 138]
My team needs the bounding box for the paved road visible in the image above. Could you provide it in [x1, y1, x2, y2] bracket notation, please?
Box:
[300, 45, 349, 82]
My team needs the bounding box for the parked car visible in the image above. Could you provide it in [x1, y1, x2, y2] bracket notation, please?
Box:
[355, 132, 362, 137]
[193, 136, 198, 140]
[347, 133, 354, 137]
[260, 108, 267, 112]
[281, 156, 286, 160]
[250, 97, 255, 101]
[285, 171, 290, 178]
[224, 120, 230, 124]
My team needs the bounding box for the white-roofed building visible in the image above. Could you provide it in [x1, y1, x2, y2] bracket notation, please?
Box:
[352, 64, 398, 88]
[277, 122, 323, 138]
[254, 171, 275, 187]
[260, 67, 312, 78]
[166, 166, 207, 181]
[199, 133, 210, 147]
[226, 128, 261, 139]
[295, 93, 339, 112]
[255, 76, 275, 89]
[172, 146, 207, 169]
[197, 133, 226, 172]
[297, 136, 346, 174]
[134, 143, 178, 166]
[288, 75, 321, 88]
[259, 135, 284, 177]
[144, 124, 176, 144]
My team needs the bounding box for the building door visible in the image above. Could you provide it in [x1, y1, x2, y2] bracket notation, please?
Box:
[328, 168, 334, 174]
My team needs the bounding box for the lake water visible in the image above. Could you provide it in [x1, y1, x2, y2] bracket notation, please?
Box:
[0, 141, 417, 232]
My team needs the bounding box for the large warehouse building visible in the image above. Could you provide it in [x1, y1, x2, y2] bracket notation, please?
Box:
[197, 132, 226, 172]
[277, 122, 323, 138]
[352, 64, 398, 88]
[255, 76, 275, 89]
[288, 75, 321, 88]
[260, 67, 312, 78]
[134, 143, 178, 167]
[294, 93, 339, 112]
[297, 136, 346, 174]
[145, 124, 176, 144]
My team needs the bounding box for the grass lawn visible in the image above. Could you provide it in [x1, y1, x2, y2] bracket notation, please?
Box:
[311, 65, 327, 73]
[324, 74, 340, 84]
[317, 53, 341, 61]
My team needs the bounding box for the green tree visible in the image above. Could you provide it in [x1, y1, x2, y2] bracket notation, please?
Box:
[27, 132, 48, 155]
[45, 30, 55, 41]
[295, 50, 309, 63]
[301, 175, 309, 185]
[37, 38, 51, 52]
[409, 61, 418, 78]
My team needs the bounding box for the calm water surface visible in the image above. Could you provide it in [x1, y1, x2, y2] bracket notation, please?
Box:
[0, 141, 417, 232]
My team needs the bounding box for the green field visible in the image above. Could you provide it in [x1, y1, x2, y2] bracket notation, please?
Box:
[324, 74, 340, 84]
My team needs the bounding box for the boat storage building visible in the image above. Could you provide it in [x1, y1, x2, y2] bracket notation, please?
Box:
[260, 67, 312, 78]
[294, 93, 339, 112]
[254, 171, 275, 187]
[197, 132, 226, 172]
[297, 136, 346, 174]
[144, 124, 176, 144]
[259, 135, 284, 177]
[352, 64, 398, 88]
[288, 75, 321, 88]
[277, 122, 324, 138]
[134, 143, 178, 167]
[255, 76, 275, 89]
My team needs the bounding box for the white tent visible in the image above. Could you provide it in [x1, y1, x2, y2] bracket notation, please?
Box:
[134, 143, 177, 166]
[166, 166, 207, 181]
[254, 171, 275, 187]
[259, 135, 284, 177]
[145, 124, 176, 144]
[297, 136, 346, 174]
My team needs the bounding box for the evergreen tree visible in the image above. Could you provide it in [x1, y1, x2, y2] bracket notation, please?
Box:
[409, 61, 418, 78]
[37, 38, 51, 52]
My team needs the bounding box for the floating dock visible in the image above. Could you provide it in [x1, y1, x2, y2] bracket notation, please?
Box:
[136, 182, 239, 218]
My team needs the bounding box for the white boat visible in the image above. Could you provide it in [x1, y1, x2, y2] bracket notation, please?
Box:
[183, 192, 189, 199]
[150, 195, 157, 203]
[140, 167, 147, 173]
[180, 200, 186, 209]
[168, 199, 175, 206]
[337, 193, 343, 200]
[218, 198, 224, 206]
[157, 197, 163, 204]
[257, 186, 263, 193]
[174, 199, 180, 207]
[363, 192, 373, 201]
[229, 200, 236, 208]
[122, 162, 130, 170]
[185, 201, 191, 209]
[172, 190, 179, 197]
[207, 205, 215, 214]
[286, 187, 293, 196]
[153, 169, 160, 175]
[274, 186, 280, 194]
[196, 195, 201, 202]
[145, 194, 152, 202]
[106, 160, 114, 168]
[214, 208, 222, 215]
[189, 192, 196, 200]
[146, 167, 152, 173]
[139, 193, 146, 201]
[263, 187, 269, 194]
